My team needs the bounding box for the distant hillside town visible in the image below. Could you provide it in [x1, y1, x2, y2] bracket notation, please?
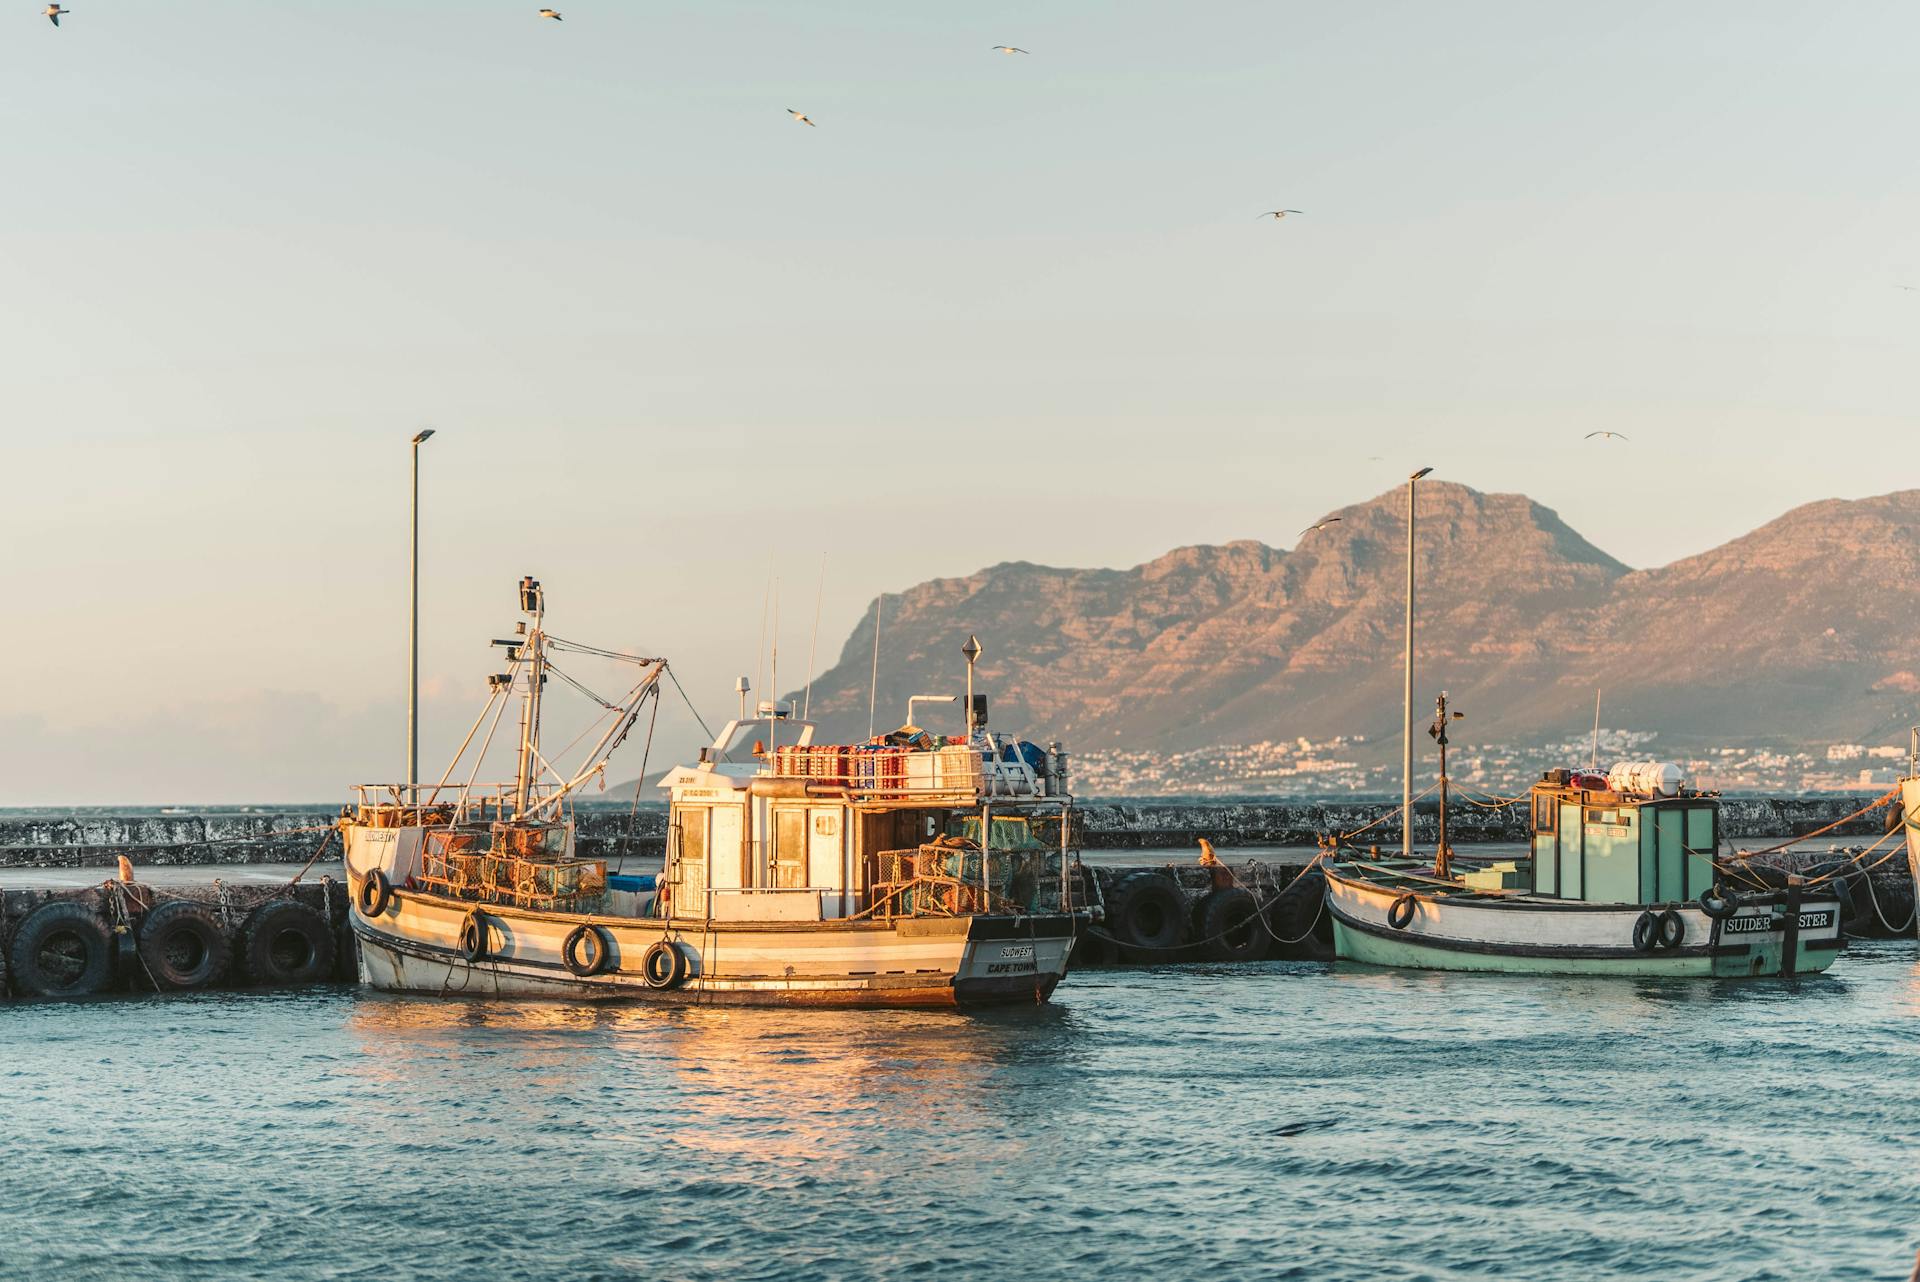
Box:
[1069, 730, 1913, 798]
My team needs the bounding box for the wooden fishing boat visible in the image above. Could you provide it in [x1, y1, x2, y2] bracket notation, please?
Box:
[1327, 765, 1844, 977]
[343, 578, 1088, 1007]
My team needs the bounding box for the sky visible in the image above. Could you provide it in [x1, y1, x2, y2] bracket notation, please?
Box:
[3, 1, 1917, 804]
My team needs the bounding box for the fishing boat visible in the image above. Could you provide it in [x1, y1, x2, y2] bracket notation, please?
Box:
[342, 577, 1088, 1006]
[1326, 763, 1845, 977]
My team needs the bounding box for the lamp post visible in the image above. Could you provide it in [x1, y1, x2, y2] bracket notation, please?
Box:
[962, 635, 982, 738]
[1402, 466, 1432, 859]
[408, 428, 435, 808]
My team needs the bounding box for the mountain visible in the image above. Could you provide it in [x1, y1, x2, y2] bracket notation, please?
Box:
[795, 482, 1920, 760]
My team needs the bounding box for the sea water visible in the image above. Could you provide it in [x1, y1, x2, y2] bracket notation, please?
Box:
[2, 941, 1915, 1282]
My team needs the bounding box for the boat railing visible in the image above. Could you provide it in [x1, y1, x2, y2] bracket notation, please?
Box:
[765, 744, 1052, 801]
[350, 782, 570, 828]
[857, 842, 1077, 921]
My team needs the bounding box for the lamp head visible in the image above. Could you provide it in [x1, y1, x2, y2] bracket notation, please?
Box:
[962, 635, 982, 664]
[1410, 466, 1433, 480]
[413, 429, 436, 445]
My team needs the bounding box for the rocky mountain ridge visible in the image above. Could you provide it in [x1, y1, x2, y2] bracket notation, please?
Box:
[795, 483, 1920, 760]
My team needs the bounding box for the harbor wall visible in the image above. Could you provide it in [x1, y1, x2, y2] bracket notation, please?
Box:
[0, 796, 1896, 868]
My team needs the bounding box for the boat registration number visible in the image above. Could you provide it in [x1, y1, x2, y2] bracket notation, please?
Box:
[986, 944, 1036, 975]
[1724, 910, 1835, 935]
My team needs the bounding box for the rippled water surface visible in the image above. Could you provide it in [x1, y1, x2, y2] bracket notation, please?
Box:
[3, 943, 1917, 1282]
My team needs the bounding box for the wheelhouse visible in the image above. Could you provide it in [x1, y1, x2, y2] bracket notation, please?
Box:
[1527, 766, 1718, 904]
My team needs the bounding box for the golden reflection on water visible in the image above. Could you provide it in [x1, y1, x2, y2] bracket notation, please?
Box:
[341, 994, 1041, 1172]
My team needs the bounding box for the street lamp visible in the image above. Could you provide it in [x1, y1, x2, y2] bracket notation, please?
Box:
[962, 635, 983, 737]
[408, 428, 435, 807]
[1402, 466, 1432, 860]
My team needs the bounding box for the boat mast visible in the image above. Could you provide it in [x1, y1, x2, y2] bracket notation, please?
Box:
[1402, 467, 1432, 860]
[407, 428, 434, 811]
[513, 576, 546, 818]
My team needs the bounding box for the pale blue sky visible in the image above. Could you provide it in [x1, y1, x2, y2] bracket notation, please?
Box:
[3, 2, 1916, 802]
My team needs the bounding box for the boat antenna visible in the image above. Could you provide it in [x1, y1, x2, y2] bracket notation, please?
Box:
[1590, 688, 1602, 773]
[769, 578, 780, 758]
[867, 594, 884, 738]
[1402, 467, 1432, 860]
[756, 565, 773, 714]
[804, 556, 825, 721]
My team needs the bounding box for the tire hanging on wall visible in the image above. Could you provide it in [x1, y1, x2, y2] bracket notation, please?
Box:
[563, 924, 612, 977]
[9, 901, 114, 999]
[1106, 871, 1188, 963]
[136, 900, 232, 990]
[1194, 887, 1265, 963]
[241, 900, 337, 985]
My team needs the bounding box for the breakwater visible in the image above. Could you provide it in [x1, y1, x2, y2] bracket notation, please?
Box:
[0, 795, 1898, 867]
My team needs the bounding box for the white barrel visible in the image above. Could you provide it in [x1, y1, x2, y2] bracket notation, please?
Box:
[1605, 760, 1683, 797]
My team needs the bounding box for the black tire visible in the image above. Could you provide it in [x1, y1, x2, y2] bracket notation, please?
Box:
[563, 924, 611, 977]
[1263, 869, 1332, 960]
[1632, 910, 1659, 953]
[1698, 885, 1740, 921]
[136, 900, 231, 990]
[1106, 871, 1188, 962]
[9, 901, 113, 999]
[1387, 894, 1418, 931]
[334, 919, 360, 982]
[459, 910, 489, 963]
[641, 940, 688, 989]
[1657, 908, 1685, 950]
[1067, 930, 1120, 971]
[1194, 887, 1265, 963]
[241, 901, 337, 986]
[357, 870, 394, 919]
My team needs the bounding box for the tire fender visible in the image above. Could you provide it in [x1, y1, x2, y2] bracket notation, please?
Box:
[459, 910, 489, 963]
[357, 870, 394, 919]
[136, 899, 232, 990]
[241, 900, 337, 986]
[563, 924, 612, 977]
[1632, 910, 1660, 953]
[1656, 908, 1685, 950]
[9, 901, 114, 999]
[1387, 894, 1418, 931]
[641, 939, 688, 989]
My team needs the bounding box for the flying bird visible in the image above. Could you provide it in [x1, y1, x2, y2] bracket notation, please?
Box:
[991, 46, 1029, 55]
[538, 8, 561, 20]
[1300, 517, 1343, 535]
[787, 109, 816, 127]
[44, 4, 68, 26]
[1897, 285, 1918, 292]
[1258, 210, 1302, 221]
[1584, 431, 1629, 442]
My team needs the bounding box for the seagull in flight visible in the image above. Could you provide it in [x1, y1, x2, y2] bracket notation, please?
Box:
[1258, 210, 1302, 221]
[1897, 285, 1918, 292]
[1300, 517, 1343, 535]
[1584, 430, 1629, 442]
[788, 108, 816, 127]
[538, 8, 562, 20]
[991, 45, 1029, 55]
[44, 4, 68, 26]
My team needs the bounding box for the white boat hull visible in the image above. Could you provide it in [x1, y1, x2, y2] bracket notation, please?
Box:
[1904, 777, 1920, 943]
[1326, 865, 1843, 978]
[349, 874, 1073, 1007]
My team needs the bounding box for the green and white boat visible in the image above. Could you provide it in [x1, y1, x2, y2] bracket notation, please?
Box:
[1327, 765, 1845, 978]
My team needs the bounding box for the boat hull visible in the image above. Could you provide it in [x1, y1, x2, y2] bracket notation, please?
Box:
[348, 875, 1073, 1008]
[1904, 777, 1920, 943]
[1326, 866, 1843, 978]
